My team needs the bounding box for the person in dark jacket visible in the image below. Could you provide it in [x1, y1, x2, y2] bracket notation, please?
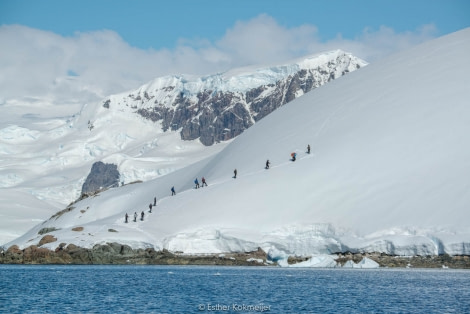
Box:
[233, 169, 237, 179]
[266, 159, 270, 169]
[153, 197, 156, 206]
[125, 213, 129, 223]
[149, 204, 152, 213]
[141, 211, 145, 221]
[307, 144, 311, 154]
[171, 186, 176, 196]
[201, 177, 208, 187]
[194, 178, 200, 189]
[134, 212, 137, 222]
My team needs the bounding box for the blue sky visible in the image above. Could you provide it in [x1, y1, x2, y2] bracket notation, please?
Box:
[0, 0, 469, 107]
[1, 0, 468, 50]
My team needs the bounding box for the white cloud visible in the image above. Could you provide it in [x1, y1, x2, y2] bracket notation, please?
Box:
[321, 24, 438, 62]
[0, 18, 439, 113]
[215, 14, 320, 66]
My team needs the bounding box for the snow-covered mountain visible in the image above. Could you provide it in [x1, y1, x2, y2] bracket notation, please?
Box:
[5, 28, 470, 259]
[0, 50, 365, 245]
[103, 50, 365, 145]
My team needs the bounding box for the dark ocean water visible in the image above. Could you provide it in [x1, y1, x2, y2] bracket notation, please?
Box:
[0, 265, 469, 313]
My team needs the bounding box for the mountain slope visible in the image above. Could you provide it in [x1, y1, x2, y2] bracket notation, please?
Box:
[103, 50, 366, 145]
[0, 50, 365, 245]
[5, 28, 470, 257]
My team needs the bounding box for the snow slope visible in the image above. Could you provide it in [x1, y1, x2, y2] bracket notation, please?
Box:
[5, 28, 470, 258]
[0, 51, 363, 244]
[0, 108, 227, 244]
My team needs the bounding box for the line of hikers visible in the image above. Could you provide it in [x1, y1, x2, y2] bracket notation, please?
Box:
[124, 196, 157, 223]
[125, 144, 311, 223]
[194, 177, 208, 189]
[266, 144, 310, 168]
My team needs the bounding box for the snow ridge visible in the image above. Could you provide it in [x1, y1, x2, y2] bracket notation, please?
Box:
[103, 50, 366, 145]
[116, 49, 365, 100]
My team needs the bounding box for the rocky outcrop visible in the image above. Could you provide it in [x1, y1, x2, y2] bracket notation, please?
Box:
[1, 244, 469, 268]
[334, 252, 470, 269]
[38, 235, 57, 246]
[108, 51, 366, 146]
[38, 227, 60, 235]
[0, 243, 270, 265]
[81, 161, 120, 195]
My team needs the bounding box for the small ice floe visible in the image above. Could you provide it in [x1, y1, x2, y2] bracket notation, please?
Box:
[214, 272, 221, 276]
[442, 265, 449, 269]
[343, 257, 379, 269]
[168, 271, 174, 274]
[267, 247, 289, 267]
[356, 257, 380, 269]
[289, 255, 338, 268]
[342, 260, 355, 268]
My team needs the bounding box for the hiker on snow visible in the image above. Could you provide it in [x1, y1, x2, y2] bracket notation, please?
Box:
[266, 160, 270, 169]
[201, 177, 208, 187]
[153, 197, 156, 206]
[134, 212, 137, 222]
[233, 169, 237, 179]
[125, 213, 129, 223]
[291, 152, 297, 161]
[307, 144, 311, 154]
[149, 203, 152, 213]
[141, 211, 145, 221]
[194, 178, 200, 189]
[171, 186, 176, 196]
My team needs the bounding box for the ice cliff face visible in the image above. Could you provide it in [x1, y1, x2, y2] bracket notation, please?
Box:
[102, 50, 367, 145]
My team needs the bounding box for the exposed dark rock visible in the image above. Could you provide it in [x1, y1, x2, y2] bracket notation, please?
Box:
[38, 235, 57, 247]
[38, 227, 60, 235]
[287, 256, 310, 264]
[51, 206, 74, 220]
[1, 243, 469, 268]
[335, 252, 470, 269]
[0, 243, 272, 265]
[123, 52, 366, 146]
[103, 99, 110, 109]
[81, 161, 120, 195]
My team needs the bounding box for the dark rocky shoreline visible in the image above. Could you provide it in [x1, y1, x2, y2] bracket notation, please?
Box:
[1, 243, 469, 268]
[0, 243, 270, 266]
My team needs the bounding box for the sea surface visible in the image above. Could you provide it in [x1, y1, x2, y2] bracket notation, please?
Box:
[0, 265, 469, 313]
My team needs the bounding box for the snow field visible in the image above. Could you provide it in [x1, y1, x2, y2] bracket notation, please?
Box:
[2, 29, 470, 264]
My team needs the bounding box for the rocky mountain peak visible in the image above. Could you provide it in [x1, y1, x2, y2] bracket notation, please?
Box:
[102, 50, 367, 145]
